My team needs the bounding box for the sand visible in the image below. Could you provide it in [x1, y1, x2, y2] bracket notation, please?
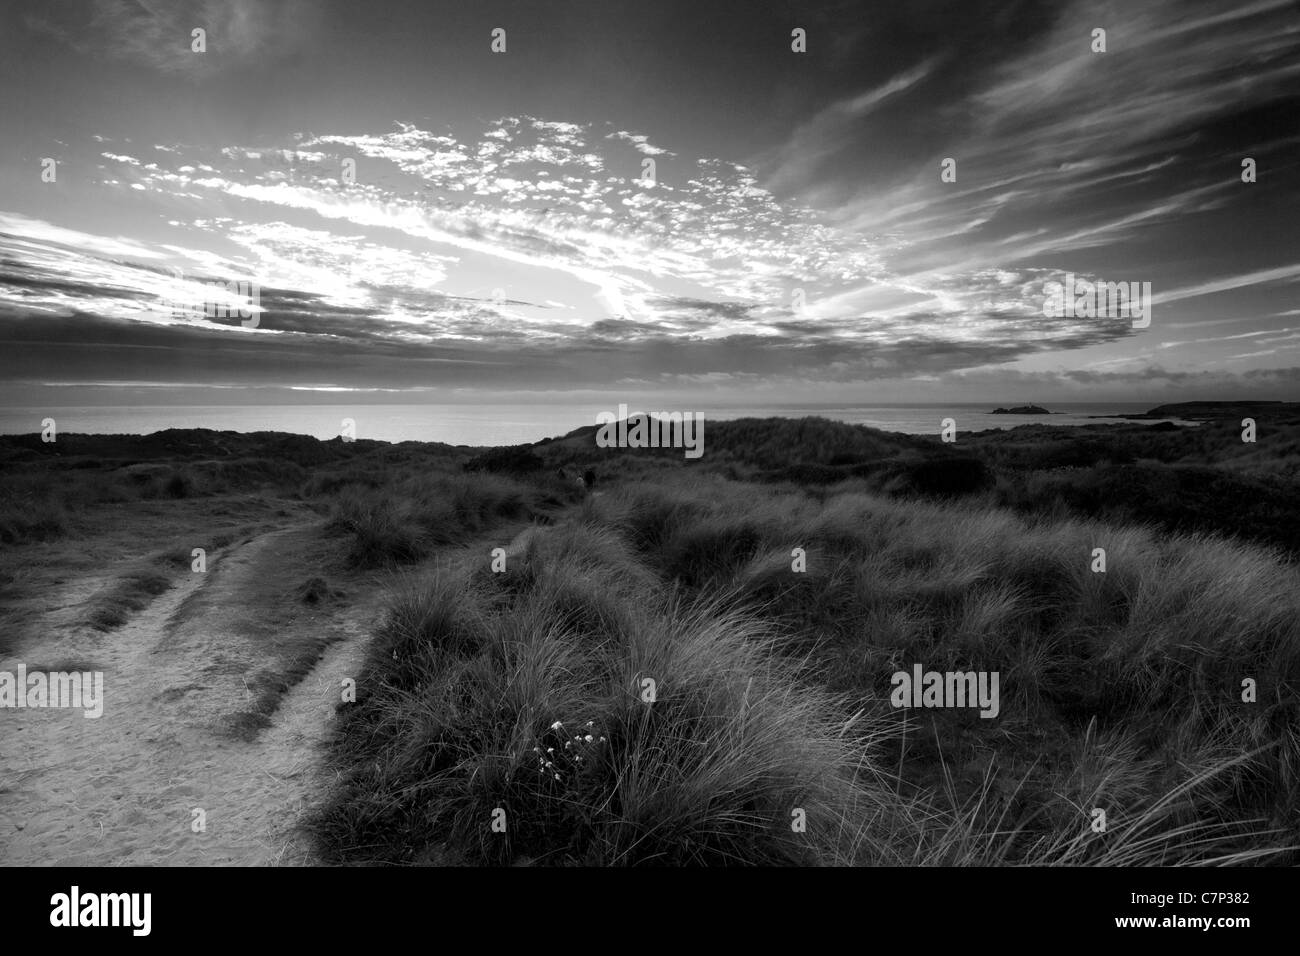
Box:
[0, 523, 378, 866]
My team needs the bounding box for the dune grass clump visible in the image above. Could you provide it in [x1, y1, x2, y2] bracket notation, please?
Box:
[325, 472, 552, 568]
[574, 480, 1300, 860]
[327, 486, 429, 568]
[0, 470, 84, 543]
[309, 524, 894, 865]
[415, 471, 533, 539]
[0, 497, 70, 544]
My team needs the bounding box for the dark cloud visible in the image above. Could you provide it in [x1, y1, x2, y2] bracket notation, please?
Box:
[20, 0, 320, 79]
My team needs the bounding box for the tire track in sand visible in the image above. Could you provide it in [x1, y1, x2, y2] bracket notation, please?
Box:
[0, 523, 380, 865]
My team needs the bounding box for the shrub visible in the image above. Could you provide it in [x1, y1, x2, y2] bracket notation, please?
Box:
[163, 471, 191, 498]
[0, 498, 69, 544]
[463, 445, 545, 475]
[891, 456, 993, 498]
[327, 487, 427, 568]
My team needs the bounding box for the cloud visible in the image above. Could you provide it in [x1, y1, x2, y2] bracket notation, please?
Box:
[842, 59, 941, 117]
[606, 131, 676, 157]
[765, 57, 940, 192]
[0, 213, 168, 261]
[771, 0, 1300, 282]
[22, 0, 317, 77]
[1152, 264, 1300, 307]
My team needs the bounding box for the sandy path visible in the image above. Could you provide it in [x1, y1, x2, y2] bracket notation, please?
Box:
[0, 524, 378, 866]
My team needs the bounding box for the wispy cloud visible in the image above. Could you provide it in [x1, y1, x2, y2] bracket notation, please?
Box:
[25, 0, 317, 77]
[765, 57, 940, 192]
[777, 0, 1300, 277]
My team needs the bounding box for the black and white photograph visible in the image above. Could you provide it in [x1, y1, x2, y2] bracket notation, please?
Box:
[0, 0, 1296, 932]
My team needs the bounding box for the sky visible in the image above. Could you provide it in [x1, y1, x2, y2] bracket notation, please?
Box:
[1, 0, 1298, 409]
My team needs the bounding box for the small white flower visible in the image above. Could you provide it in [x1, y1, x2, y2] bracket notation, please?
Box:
[550, 720, 563, 730]
[584, 734, 594, 743]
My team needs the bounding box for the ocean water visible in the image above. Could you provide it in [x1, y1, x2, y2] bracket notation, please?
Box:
[0, 403, 1194, 446]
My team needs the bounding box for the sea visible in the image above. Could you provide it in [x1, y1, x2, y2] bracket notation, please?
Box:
[0, 403, 1195, 447]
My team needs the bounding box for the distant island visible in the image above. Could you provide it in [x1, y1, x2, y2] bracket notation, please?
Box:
[990, 405, 1051, 415]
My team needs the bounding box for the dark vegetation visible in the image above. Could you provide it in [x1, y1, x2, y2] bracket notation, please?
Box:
[462, 444, 545, 475]
[8, 407, 1294, 556]
[83, 569, 173, 632]
[309, 475, 1299, 865]
[4, 402, 1298, 865]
